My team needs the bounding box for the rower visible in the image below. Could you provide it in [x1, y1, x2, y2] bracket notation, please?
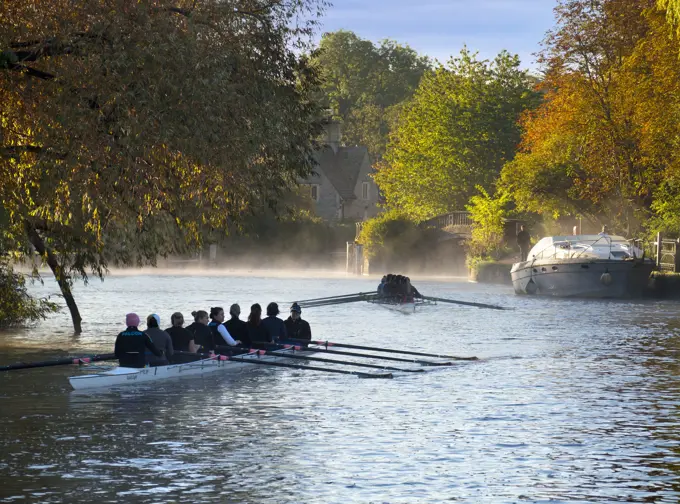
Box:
[225, 304, 250, 347]
[377, 275, 387, 296]
[186, 310, 215, 352]
[165, 312, 198, 354]
[247, 303, 269, 346]
[208, 307, 241, 347]
[405, 277, 423, 299]
[284, 303, 311, 342]
[145, 314, 173, 366]
[261, 302, 288, 343]
[114, 313, 163, 368]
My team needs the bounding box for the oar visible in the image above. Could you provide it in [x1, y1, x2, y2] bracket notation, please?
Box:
[175, 350, 393, 379]
[257, 347, 424, 373]
[299, 296, 376, 308]
[285, 345, 453, 366]
[423, 295, 506, 310]
[292, 292, 375, 304]
[0, 353, 116, 372]
[287, 338, 478, 361]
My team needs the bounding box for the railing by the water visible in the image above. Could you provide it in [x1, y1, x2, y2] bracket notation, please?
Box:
[654, 233, 679, 272]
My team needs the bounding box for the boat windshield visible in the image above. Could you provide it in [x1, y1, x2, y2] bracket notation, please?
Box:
[527, 235, 642, 261]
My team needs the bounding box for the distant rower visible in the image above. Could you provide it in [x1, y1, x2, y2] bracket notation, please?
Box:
[114, 313, 163, 368]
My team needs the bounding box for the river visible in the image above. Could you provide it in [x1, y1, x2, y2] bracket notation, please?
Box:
[1, 272, 679, 503]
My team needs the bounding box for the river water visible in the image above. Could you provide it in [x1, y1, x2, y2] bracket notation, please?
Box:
[1, 272, 680, 503]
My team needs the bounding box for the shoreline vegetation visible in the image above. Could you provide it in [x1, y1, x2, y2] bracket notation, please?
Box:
[4, 1, 680, 329]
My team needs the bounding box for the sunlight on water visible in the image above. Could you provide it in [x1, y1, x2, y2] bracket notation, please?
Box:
[1, 274, 680, 503]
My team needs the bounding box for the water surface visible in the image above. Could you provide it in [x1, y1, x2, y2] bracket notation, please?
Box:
[1, 273, 679, 503]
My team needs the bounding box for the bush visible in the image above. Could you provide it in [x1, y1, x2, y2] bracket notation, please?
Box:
[0, 260, 59, 329]
[357, 210, 440, 270]
[465, 187, 510, 259]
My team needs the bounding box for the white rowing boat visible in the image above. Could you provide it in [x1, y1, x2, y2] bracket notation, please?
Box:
[69, 348, 304, 390]
[367, 298, 436, 314]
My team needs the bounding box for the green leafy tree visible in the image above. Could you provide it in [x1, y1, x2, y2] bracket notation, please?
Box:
[465, 188, 510, 259]
[312, 30, 430, 160]
[375, 49, 540, 221]
[0, 0, 325, 332]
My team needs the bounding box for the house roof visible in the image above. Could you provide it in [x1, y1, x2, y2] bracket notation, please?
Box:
[314, 145, 368, 200]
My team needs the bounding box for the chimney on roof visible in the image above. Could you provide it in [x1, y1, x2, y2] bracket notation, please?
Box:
[324, 120, 342, 153]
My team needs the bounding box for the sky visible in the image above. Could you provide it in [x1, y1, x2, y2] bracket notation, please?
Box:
[314, 0, 559, 69]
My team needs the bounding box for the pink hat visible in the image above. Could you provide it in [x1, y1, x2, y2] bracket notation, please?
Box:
[125, 313, 140, 327]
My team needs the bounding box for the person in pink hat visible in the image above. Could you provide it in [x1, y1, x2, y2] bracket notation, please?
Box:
[114, 313, 163, 368]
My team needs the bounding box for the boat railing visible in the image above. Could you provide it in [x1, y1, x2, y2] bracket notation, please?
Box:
[530, 236, 640, 262]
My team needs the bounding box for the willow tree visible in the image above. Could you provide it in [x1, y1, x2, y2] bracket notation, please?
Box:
[0, 0, 325, 333]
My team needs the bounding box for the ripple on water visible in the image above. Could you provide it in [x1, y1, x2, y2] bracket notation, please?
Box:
[0, 276, 680, 503]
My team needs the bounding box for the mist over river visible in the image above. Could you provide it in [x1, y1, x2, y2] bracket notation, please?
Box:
[1, 272, 680, 503]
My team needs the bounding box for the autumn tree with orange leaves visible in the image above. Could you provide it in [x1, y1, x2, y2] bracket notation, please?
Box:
[0, 0, 326, 332]
[500, 0, 680, 236]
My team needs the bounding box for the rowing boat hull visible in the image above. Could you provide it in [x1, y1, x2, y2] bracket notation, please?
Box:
[368, 298, 435, 314]
[69, 349, 303, 390]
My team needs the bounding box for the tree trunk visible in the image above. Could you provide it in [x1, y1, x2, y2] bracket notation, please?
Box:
[25, 224, 82, 334]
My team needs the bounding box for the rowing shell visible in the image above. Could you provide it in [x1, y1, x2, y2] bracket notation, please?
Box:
[69, 347, 305, 390]
[367, 298, 436, 314]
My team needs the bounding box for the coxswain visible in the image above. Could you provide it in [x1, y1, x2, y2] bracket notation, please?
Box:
[284, 303, 311, 342]
[247, 303, 269, 346]
[145, 314, 173, 366]
[186, 310, 215, 352]
[225, 303, 250, 347]
[208, 307, 241, 347]
[114, 313, 163, 368]
[261, 302, 288, 343]
[165, 312, 198, 354]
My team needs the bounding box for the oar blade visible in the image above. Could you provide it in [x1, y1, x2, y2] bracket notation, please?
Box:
[357, 372, 393, 379]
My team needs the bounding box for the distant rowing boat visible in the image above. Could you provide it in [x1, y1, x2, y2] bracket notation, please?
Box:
[367, 297, 436, 314]
[69, 347, 306, 390]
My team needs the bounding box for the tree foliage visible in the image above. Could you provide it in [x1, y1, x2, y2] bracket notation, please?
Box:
[0, 0, 325, 331]
[356, 209, 439, 266]
[500, 0, 680, 236]
[0, 260, 59, 329]
[374, 49, 540, 221]
[465, 188, 510, 259]
[312, 30, 430, 160]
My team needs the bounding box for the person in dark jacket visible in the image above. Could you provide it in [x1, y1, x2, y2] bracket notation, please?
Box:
[186, 310, 215, 352]
[225, 303, 250, 347]
[145, 314, 173, 366]
[247, 303, 269, 347]
[517, 225, 531, 262]
[261, 302, 288, 343]
[284, 303, 311, 342]
[165, 312, 197, 353]
[114, 313, 163, 368]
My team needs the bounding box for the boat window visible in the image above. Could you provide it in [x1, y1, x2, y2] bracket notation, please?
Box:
[552, 266, 558, 271]
[581, 264, 589, 269]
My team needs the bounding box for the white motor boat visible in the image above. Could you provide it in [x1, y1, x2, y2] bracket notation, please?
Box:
[511, 234, 655, 298]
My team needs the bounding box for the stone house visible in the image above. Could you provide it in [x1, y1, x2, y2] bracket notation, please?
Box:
[300, 122, 381, 222]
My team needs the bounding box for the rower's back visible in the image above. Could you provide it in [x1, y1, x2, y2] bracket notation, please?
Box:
[145, 314, 173, 366]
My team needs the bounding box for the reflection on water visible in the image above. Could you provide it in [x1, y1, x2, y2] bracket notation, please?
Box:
[1, 274, 680, 502]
